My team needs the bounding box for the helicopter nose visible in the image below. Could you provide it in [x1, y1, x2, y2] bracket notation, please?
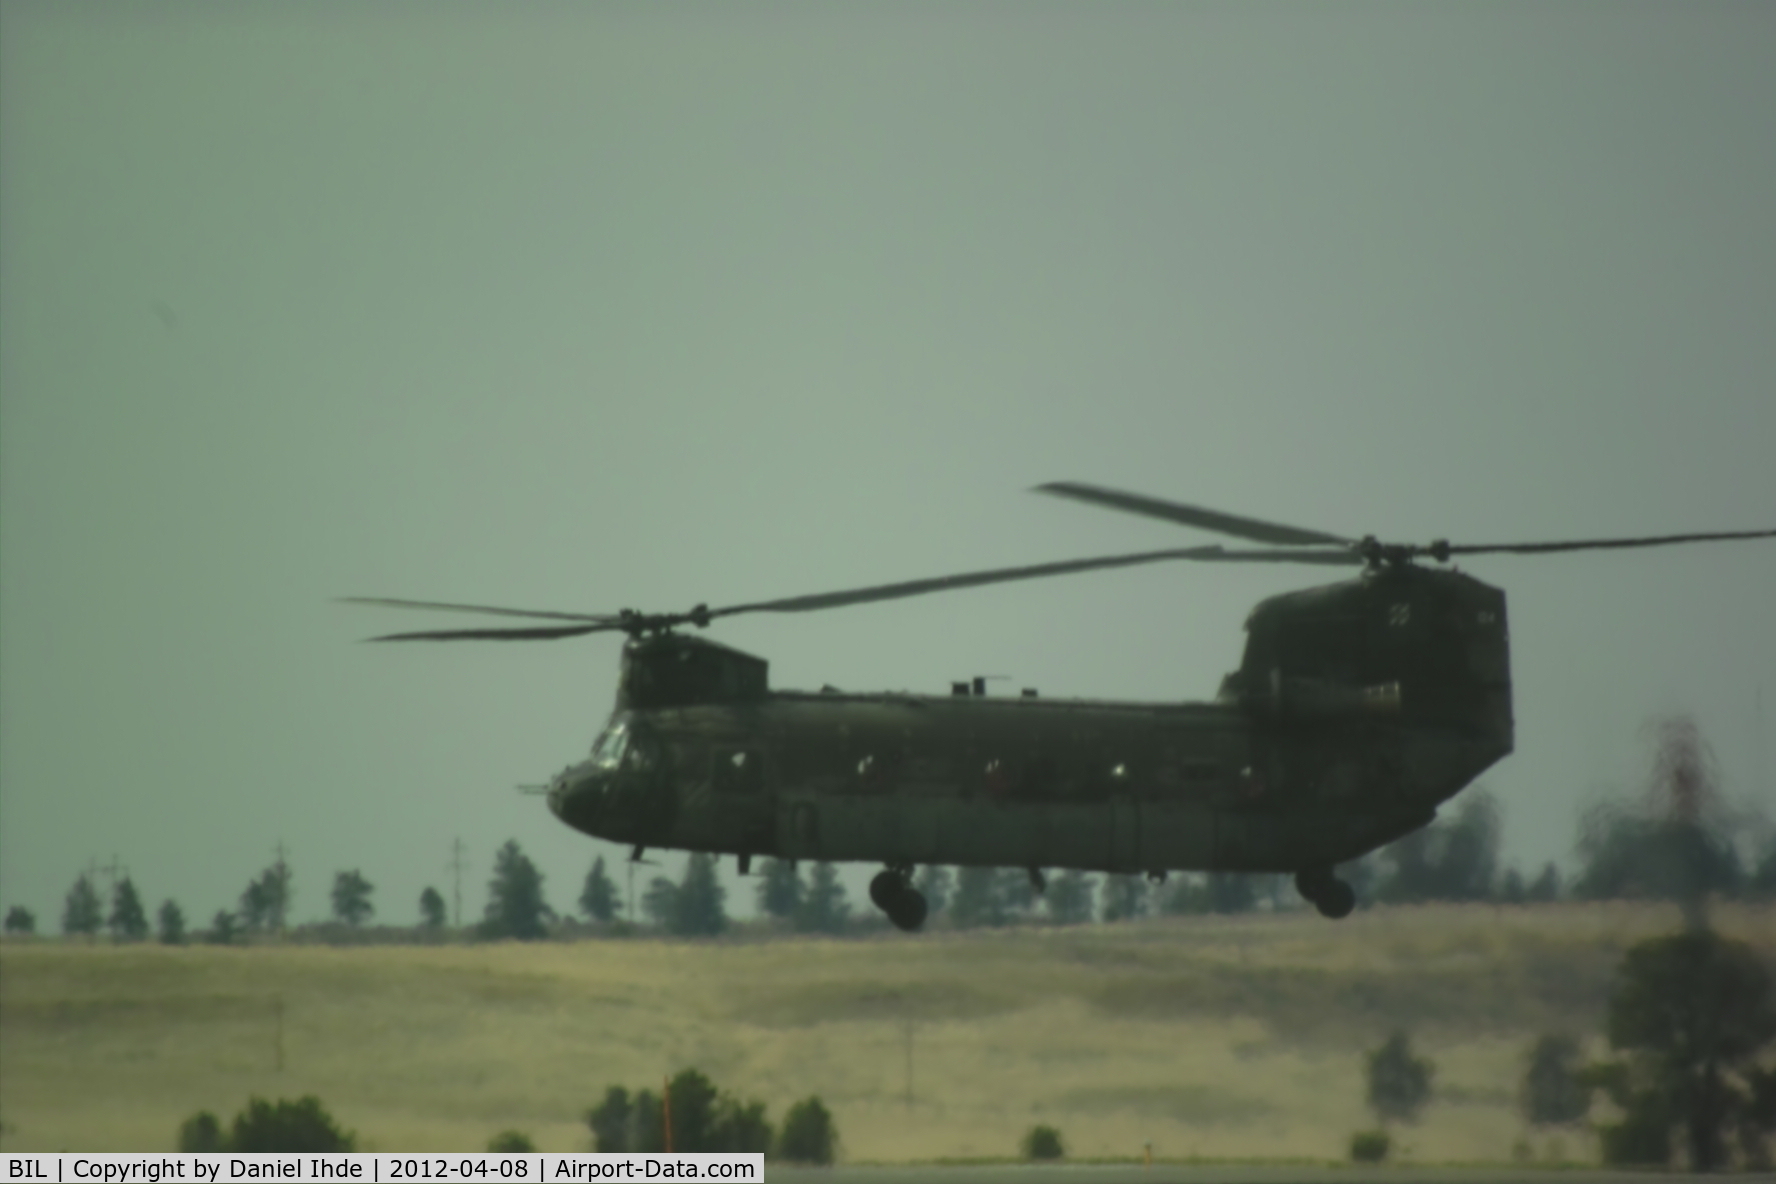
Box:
[548, 761, 608, 835]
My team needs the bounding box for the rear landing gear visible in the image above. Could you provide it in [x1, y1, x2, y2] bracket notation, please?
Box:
[870, 868, 928, 932]
[1295, 867, 1356, 919]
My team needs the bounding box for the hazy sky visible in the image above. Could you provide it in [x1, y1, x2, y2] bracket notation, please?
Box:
[4, 3, 1773, 929]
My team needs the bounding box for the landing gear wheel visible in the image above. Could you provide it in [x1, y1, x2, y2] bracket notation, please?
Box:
[870, 870, 902, 912]
[871, 868, 927, 931]
[886, 889, 928, 932]
[1315, 879, 1356, 920]
[1295, 867, 1356, 919]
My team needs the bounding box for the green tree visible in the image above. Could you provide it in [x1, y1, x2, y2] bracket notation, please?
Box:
[1366, 1031, 1434, 1124]
[1045, 870, 1095, 924]
[177, 1111, 224, 1152]
[1021, 1124, 1064, 1160]
[1522, 1034, 1589, 1127]
[480, 839, 552, 940]
[666, 1069, 721, 1150]
[108, 876, 149, 941]
[756, 858, 803, 920]
[228, 1095, 356, 1152]
[419, 886, 447, 929]
[62, 873, 101, 937]
[1590, 930, 1776, 1169]
[641, 877, 679, 930]
[795, 862, 849, 934]
[1100, 874, 1149, 923]
[1747, 837, 1776, 900]
[4, 906, 35, 936]
[330, 870, 374, 927]
[240, 859, 292, 933]
[1574, 717, 1742, 923]
[950, 866, 1011, 928]
[776, 1096, 836, 1165]
[587, 1086, 635, 1152]
[579, 856, 621, 922]
[912, 865, 951, 916]
[206, 910, 238, 946]
[239, 877, 272, 931]
[673, 853, 727, 936]
[1527, 861, 1562, 903]
[1377, 790, 1501, 902]
[157, 899, 186, 945]
[486, 1131, 535, 1152]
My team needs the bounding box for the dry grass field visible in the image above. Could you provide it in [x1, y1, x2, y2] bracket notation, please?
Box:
[3, 901, 1771, 1161]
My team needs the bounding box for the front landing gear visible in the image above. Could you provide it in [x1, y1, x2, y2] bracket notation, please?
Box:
[1295, 867, 1356, 919]
[870, 868, 928, 932]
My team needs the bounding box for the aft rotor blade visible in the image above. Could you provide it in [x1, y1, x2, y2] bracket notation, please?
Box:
[1444, 528, 1776, 558]
[340, 597, 617, 624]
[364, 622, 618, 642]
[1035, 482, 1353, 547]
[711, 544, 1361, 618]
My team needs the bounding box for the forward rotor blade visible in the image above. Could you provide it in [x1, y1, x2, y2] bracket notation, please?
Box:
[1444, 528, 1776, 557]
[340, 597, 617, 624]
[1036, 482, 1354, 547]
[711, 544, 1361, 618]
[365, 622, 618, 642]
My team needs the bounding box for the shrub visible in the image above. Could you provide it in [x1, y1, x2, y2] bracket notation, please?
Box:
[229, 1096, 356, 1152]
[1522, 1034, 1589, 1127]
[178, 1111, 224, 1152]
[487, 1130, 535, 1152]
[1366, 1031, 1434, 1124]
[776, 1096, 836, 1165]
[1021, 1124, 1064, 1160]
[1350, 1129, 1390, 1162]
[3, 906, 34, 936]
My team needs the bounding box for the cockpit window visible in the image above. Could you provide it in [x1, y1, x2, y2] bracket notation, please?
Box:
[590, 721, 629, 769]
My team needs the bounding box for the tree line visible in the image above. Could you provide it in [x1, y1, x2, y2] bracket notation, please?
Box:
[8, 716, 1772, 942]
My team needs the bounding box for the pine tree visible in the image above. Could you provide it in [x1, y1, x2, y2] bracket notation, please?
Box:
[158, 899, 186, 945]
[63, 874, 102, 937]
[756, 858, 804, 920]
[641, 877, 679, 929]
[579, 856, 621, 922]
[912, 865, 952, 916]
[207, 910, 239, 945]
[796, 863, 849, 934]
[108, 876, 149, 941]
[331, 870, 375, 926]
[1045, 870, 1095, 924]
[674, 853, 727, 936]
[240, 860, 292, 933]
[1100, 874, 1149, 922]
[419, 887, 447, 929]
[950, 867, 1010, 928]
[480, 839, 552, 940]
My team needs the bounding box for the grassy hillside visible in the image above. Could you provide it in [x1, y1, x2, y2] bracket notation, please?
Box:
[3, 901, 1771, 1159]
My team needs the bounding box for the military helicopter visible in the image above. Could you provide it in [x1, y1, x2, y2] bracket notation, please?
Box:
[348, 483, 1775, 930]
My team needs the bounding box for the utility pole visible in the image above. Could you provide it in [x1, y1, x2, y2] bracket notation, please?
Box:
[448, 838, 467, 929]
[100, 854, 126, 898]
[271, 840, 290, 934]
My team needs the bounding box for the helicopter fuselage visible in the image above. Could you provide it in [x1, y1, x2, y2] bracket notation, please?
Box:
[548, 564, 1515, 882]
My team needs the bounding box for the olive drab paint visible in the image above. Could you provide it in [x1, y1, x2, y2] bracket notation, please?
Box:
[352, 482, 1772, 930]
[546, 563, 1514, 925]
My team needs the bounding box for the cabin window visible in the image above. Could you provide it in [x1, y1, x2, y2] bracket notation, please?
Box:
[714, 749, 763, 795]
[590, 721, 629, 769]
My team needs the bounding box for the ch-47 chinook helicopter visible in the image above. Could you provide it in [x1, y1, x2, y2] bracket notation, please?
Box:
[349, 483, 1775, 931]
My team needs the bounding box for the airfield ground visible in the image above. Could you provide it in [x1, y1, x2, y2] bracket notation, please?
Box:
[2, 901, 1771, 1161]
